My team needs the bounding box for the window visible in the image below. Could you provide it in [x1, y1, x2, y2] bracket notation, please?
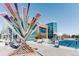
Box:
[39, 27, 46, 33]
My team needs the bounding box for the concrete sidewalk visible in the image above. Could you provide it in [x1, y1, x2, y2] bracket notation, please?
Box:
[27, 41, 79, 56]
[0, 46, 15, 56]
[0, 42, 41, 56]
[0, 41, 79, 56]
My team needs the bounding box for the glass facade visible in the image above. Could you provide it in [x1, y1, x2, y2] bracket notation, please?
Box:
[28, 26, 47, 41]
[47, 22, 57, 39]
[39, 27, 46, 33]
[39, 27, 47, 38]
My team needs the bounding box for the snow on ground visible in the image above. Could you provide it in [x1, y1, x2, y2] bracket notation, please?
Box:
[0, 42, 15, 56]
[27, 41, 79, 56]
[0, 41, 79, 56]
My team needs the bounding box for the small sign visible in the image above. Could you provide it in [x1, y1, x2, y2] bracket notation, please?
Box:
[54, 40, 59, 48]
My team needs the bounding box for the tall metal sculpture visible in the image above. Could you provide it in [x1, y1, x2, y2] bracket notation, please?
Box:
[0, 3, 41, 55]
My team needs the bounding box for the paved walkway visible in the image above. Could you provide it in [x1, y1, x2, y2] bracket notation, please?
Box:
[0, 46, 15, 56]
[0, 41, 79, 56]
[0, 42, 40, 56]
[27, 41, 79, 56]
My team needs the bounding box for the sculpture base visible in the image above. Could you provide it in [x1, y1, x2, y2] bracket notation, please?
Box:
[9, 41, 35, 56]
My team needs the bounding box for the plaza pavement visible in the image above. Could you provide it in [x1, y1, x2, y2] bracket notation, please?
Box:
[0, 41, 79, 56]
[27, 41, 79, 56]
[0, 42, 40, 56]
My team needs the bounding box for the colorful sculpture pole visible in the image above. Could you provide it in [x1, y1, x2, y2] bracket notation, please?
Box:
[14, 3, 19, 15]
[4, 3, 25, 37]
[25, 13, 41, 41]
[13, 3, 26, 36]
[1, 3, 41, 55]
[4, 3, 16, 19]
[3, 3, 41, 43]
[22, 7, 28, 31]
[0, 15, 24, 40]
[0, 13, 11, 22]
[0, 14, 22, 36]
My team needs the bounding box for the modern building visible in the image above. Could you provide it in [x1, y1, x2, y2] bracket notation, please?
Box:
[47, 21, 57, 39]
[0, 21, 48, 42]
[37, 22, 48, 39]
[1, 20, 57, 42]
[28, 22, 48, 41]
[0, 23, 18, 43]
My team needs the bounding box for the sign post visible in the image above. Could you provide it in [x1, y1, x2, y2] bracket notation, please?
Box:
[54, 34, 59, 48]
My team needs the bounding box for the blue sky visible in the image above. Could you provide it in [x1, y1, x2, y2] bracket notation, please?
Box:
[0, 3, 79, 34]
